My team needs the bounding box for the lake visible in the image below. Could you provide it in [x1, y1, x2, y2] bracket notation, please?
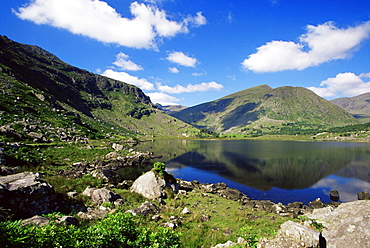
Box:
[131, 139, 370, 205]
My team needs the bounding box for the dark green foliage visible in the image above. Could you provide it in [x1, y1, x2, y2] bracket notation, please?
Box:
[0, 212, 181, 248]
[153, 162, 166, 176]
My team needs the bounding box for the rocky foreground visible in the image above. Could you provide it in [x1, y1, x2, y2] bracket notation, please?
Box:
[1, 151, 370, 247]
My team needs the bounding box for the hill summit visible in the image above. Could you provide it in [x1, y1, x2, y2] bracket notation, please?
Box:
[0, 35, 199, 142]
[169, 85, 358, 135]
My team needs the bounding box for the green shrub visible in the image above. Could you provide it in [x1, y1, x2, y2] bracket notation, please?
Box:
[0, 212, 181, 248]
[153, 162, 166, 176]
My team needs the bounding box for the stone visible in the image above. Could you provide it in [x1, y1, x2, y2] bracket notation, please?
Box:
[130, 170, 178, 200]
[199, 214, 211, 222]
[305, 200, 370, 248]
[257, 221, 320, 248]
[21, 215, 50, 227]
[78, 207, 108, 220]
[182, 207, 191, 214]
[217, 187, 243, 201]
[126, 201, 159, 216]
[0, 172, 58, 219]
[308, 198, 323, 209]
[91, 169, 123, 185]
[329, 189, 340, 201]
[357, 191, 370, 200]
[57, 216, 79, 226]
[112, 143, 124, 151]
[84, 187, 121, 205]
[104, 151, 121, 159]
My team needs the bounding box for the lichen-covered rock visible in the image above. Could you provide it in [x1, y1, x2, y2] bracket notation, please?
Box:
[130, 170, 178, 200]
[21, 215, 50, 227]
[257, 221, 320, 248]
[0, 172, 58, 219]
[82, 187, 121, 205]
[306, 200, 370, 248]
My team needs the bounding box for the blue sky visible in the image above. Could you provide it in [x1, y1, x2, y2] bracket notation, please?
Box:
[2, 0, 370, 106]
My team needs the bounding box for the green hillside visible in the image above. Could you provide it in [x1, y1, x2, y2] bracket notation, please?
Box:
[331, 93, 370, 123]
[0, 35, 200, 142]
[170, 85, 358, 135]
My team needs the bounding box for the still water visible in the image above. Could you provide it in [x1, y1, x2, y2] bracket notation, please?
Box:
[132, 139, 370, 204]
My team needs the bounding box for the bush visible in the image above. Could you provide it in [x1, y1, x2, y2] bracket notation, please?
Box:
[153, 162, 166, 176]
[0, 212, 181, 248]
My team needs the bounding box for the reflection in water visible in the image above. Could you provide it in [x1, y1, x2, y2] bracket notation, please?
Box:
[133, 139, 370, 204]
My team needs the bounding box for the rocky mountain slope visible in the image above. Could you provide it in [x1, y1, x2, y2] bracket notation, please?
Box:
[169, 85, 358, 135]
[0, 35, 199, 142]
[331, 93, 370, 123]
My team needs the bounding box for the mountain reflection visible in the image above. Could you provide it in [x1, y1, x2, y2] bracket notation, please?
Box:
[135, 140, 370, 191]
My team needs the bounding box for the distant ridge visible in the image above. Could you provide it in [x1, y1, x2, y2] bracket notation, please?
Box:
[169, 85, 358, 135]
[331, 93, 370, 123]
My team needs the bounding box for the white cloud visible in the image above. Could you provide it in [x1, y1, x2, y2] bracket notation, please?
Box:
[157, 81, 224, 94]
[113, 52, 143, 71]
[166, 51, 197, 67]
[188, 12, 207, 27]
[102, 69, 155, 90]
[15, 0, 206, 49]
[307, 72, 370, 98]
[146, 92, 181, 105]
[169, 67, 179, 73]
[242, 21, 370, 72]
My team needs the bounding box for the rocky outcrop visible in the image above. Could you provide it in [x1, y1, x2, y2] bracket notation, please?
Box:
[131, 170, 178, 200]
[0, 172, 58, 219]
[305, 200, 370, 248]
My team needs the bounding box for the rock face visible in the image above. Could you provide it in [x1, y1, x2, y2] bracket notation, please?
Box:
[305, 200, 370, 248]
[0, 172, 58, 219]
[131, 170, 178, 200]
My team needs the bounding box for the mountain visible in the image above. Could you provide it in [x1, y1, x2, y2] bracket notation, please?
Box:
[169, 85, 358, 135]
[0, 35, 199, 142]
[331, 93, 370, 123]
[156, 104, 188, 114]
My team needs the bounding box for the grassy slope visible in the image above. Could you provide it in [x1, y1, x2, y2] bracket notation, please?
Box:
[331, 93, 370, 123]
[0, 35, 200, 140]
[170, 85, 358, 135]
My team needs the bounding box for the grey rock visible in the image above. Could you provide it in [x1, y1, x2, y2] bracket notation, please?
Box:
[112, 143, 124, 151]
[306, 200, 370, 248]
[57, 216, 79, 226]
[82, 187, 121, 205]
[329, 189, 340, 201]
[0, 172, 57, 219]
[357, 191, 370, 200]
[258, 221, 320, 248]
[78, 207, 108, 220]
[131, 171, 178, 200]
[21, 215, 50, 227]
[126, 201, 159, 216]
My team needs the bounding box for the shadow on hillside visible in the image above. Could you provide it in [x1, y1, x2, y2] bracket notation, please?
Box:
[173, 98, 234, 123]
[221, 102, 260, 131]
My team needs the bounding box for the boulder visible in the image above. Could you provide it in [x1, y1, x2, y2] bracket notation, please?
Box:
[21, 215, 50, 227]
[130, 170, 178, 200]
[305, 200, 370, 248]
[329, 189, 340, 201]
[82, 187, 121, 205]
[0, 172, 58, 219]
[126, 201, 159, 216]
[357, 191, 370, 200]
[258, 221, 320, 248]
